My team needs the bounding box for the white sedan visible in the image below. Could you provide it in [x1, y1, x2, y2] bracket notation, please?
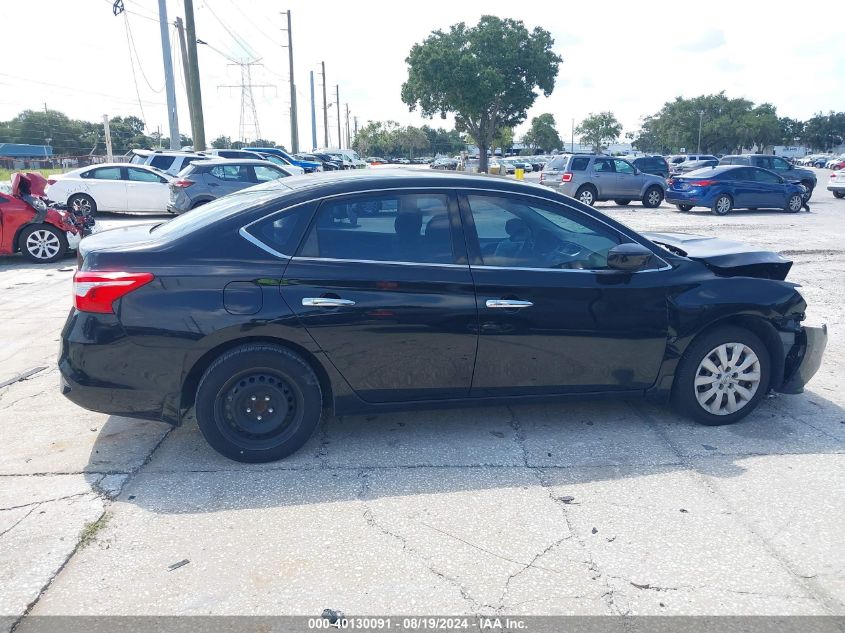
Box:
[46, 163, 172, 215]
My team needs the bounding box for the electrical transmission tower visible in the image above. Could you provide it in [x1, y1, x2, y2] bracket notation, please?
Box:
[218, 60, 275, 144]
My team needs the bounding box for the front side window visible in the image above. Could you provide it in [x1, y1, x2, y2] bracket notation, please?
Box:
[771, 157, 791, 171]
[614, 159, 635, 175]
[210, 165, 249, 181]
[593, 159, 614, 173]
[754, 169, 782, 184]
[298, 193, 455, 264]
[466, 195, 626, 270]
[253, 165, 285, 182]
[127, 167, 165, 183]
[149, 156, 176, 171]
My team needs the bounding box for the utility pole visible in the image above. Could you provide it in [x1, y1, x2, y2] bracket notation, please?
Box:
[571, 117, 575, 153]
[697, 110, 704, 154]
[354, 116, 358, 139]
[345, 104, 350, 150]
[184, 0, 206, 150]
[321, 62, 328, 148]
[103, 115, 114, 162]
[309, 71, 317, 151]
[284, 10, 299, 153]
[335, 85, 341, 149]
[157, 0, 180, 149]
[175, 17, 196, 144]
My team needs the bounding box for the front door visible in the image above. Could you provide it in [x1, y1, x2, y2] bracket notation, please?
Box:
[86, 166, 127, 212]
[125, 167, 169, 213]
[459, 192, 670, 396]
[590, 158, 617, 198]
[613, 158, 644, 198]
[281, 190, 478, 403]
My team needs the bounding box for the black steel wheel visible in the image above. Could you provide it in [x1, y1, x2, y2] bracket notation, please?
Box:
[195, 344, 322, 462]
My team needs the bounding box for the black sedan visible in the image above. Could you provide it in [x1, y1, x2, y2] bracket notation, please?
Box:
[61, 171, 827, 463]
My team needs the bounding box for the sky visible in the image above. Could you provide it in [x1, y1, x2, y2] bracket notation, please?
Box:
[1, 0, 843, 152]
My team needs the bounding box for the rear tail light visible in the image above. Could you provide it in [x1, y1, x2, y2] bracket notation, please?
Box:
[172, 179, 194, 188]
[561, 172, 573, 182]
[47, 178, 57, 185]
[691, 179, 716, 187]
[539, 172, 545, 182]
[73, 271, 155, 314]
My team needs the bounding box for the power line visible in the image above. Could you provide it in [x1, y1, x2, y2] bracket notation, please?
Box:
[0, 74, 166, 107]
[223, 0, 282, 48]
[201, 0, 259, 60]
[122, 13, 148, 128]
[123, 12, 165, 93]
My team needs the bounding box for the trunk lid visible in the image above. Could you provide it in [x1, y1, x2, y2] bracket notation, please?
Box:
[78, 223, 162, 263]
[643, 231, 793, 280]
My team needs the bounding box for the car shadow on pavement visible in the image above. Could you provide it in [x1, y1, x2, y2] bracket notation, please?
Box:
[88, 390, 845, 514]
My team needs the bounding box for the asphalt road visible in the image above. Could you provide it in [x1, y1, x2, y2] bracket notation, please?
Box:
[0, 168, 842, 626]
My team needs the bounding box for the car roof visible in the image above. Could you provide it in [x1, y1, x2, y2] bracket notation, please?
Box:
[192, 158, 274, 167]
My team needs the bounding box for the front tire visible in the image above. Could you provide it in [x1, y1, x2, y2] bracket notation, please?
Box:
[195, 344, 323, 463]
[834, 191, 845, 199]
[800, 181, 814, 200]
[575, 185, 597, 206]
[613, 199, 631, 206]
[642, 186, 664, 208]
[672, 326, 770, 426]
[19, 224, 68, 263]
[786, 193, 803, 213]
[712, 194, 733, 215]
[675, 204, 693, 212]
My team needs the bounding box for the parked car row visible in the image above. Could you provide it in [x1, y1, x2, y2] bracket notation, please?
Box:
[795, 153, 845, 169]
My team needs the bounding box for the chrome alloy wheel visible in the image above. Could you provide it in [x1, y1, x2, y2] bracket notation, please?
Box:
[25, 229, 61, 260]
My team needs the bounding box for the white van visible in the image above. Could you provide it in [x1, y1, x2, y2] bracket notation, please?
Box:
[315, 148, 367, 169]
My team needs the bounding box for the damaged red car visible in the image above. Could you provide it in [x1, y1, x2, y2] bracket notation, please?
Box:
[0, 172, 94, 263]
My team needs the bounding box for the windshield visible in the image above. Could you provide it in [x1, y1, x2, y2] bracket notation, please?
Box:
[151, 185, 290, 240]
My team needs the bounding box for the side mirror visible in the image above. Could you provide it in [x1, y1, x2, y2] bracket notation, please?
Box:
[607, 243, 654, 272]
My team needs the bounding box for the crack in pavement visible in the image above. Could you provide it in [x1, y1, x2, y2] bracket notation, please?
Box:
[357, 468, 498, 614]
[628, 401, 842, 615]
[0, 491, 93, 513]
[0, 505, 40, 539]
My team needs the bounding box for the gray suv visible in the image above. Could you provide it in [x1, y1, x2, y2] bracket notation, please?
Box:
[540, 154, 666, 207]
[167, 159, 290, 214]
[719, 155, 817, 199]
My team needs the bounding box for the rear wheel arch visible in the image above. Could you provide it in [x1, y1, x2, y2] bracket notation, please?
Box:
[180, 336, 333, 418]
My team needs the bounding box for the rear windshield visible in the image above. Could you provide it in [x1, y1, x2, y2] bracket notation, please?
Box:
[130, 154, 147, 165]
[151, 185, 291, 240]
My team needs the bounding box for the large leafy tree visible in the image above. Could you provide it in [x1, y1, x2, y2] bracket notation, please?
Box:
[522, 113, 562, 152]
[401, 15, 561, 172]
[576, 112, 621, 153]
[211, 135, 232, 149]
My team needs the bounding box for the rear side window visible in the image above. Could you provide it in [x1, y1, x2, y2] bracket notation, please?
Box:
[210, 165, 249, 181]
[298, 193, 455, 264]
[150, 156, 176, 171]
[84, 167, 123, 180]
[570, 157, 590, 171]
[130, 154, 147, 165]
[243, 204, 315, 256]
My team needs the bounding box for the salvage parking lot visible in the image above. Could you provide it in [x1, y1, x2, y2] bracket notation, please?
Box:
[0, 169, 843, 623]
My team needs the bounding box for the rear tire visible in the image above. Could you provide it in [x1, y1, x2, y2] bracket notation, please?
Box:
[574, 185, 597, 206]
[833, 191, 845, 199]
[68, 193, 96, 217]
[613, 199, 631, 206]
[195, 344, 323, 463]
[672, 326, 770, 426]
[19, 224, 68, 263]
[712, 194, 733, 215]
[675, 204, 693, 212]
[642, 186, 664, 208]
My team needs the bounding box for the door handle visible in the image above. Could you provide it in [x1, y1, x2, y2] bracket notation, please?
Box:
[486, 299, 533, 309]
[302, 297, 356, 307]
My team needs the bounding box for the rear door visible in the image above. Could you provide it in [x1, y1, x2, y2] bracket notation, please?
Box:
[460, 192, 670, 396]
[126, 167, 169, 213]
[208, 164, 251, 197]
[590, 158, 617, 197]
[81, 166, 126, 212]
[280, 190, 478, 403]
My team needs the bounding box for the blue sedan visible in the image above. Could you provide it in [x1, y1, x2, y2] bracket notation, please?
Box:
[666, 165, 806, 215]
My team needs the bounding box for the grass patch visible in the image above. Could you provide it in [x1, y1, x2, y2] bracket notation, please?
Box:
[79, 512, 111, 548]
[0, 167, 69, 181]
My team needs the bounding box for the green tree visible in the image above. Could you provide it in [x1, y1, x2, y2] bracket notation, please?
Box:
[576, 112, 621, 152]
[211, 135, 232, 149]
[802, 111, 845, 150]
[394, 126, 430, 159]
[522, 113, 562, 152]
[251, 138, 276, 148]
[353, 120, 402, 157]
[401, 15, 561, 172]
[420, 125, 465, 156]
[492, 126, 514, 155]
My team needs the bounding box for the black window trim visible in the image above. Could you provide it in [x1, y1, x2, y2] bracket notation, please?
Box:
[237, 186, 671, 272]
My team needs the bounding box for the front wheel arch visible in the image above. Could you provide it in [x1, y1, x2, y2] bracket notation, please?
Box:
[674, 314, 787, 393]
[180, 335, 333, 418]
